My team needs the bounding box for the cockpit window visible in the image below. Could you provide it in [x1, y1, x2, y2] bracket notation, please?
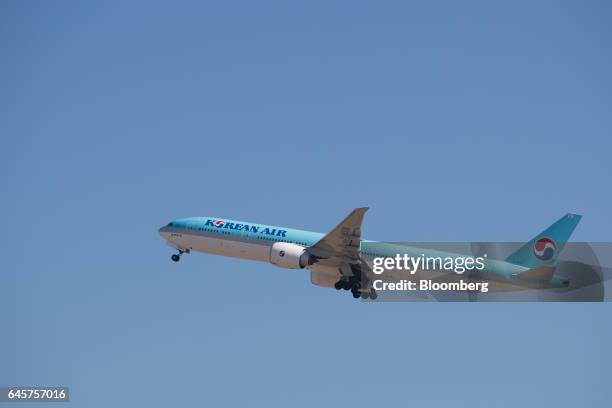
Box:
[167, 222, 174, 227]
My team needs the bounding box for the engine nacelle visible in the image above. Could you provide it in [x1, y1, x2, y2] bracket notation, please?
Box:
[270, 242, 314, 269]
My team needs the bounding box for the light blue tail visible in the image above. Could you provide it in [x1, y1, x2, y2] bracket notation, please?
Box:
[505, 213, 582, 268]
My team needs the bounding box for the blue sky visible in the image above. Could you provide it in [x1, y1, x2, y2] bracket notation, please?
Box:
[2, 1, 611, 406]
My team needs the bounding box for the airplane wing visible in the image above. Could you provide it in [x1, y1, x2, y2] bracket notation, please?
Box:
[308, 207, 368, 264]
[308, 208, 377, 298]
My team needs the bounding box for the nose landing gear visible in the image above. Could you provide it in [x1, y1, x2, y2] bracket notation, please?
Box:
[171, 249, 189, 262]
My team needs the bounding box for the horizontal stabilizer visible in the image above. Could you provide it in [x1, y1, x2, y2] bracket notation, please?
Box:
[514, 265, 556, 282]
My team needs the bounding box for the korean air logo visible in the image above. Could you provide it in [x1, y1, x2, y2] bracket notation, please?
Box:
[533, 237, 557, 260]
[279, 250, 285, 257]
[213, 220, 225, 228]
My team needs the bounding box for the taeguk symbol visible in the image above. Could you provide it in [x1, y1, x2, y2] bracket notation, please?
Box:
[533, 237, 557, 260]
[214, 220, 225, 227]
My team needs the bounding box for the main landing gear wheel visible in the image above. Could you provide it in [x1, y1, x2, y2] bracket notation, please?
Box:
[359, 287, 378, 300]
[369, 289, 378, 300]
[351, 282, 361, 298]
[335, 278, 353, 291]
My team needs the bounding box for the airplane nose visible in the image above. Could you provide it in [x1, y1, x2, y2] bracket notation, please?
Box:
[158, 225, 170, 239]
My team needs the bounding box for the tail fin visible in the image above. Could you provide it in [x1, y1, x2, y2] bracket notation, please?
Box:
[505, 213, 582, 268]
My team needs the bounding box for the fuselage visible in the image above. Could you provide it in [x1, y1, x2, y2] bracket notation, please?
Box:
[158, 216, 568, 290]
[158, 216, 323, 263]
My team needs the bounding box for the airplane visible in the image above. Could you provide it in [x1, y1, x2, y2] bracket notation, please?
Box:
[158, 208, 582, 300]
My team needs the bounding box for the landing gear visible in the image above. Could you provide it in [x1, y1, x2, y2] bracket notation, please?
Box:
[369, 289, 378, 300]
[171, 249, 188, 263]
[354, 287, 378, 300]
[334, 278, 353, 291]
[334, 267, 378, 300]
[351, 282, 361, 298]
[337, 279, 377, 300]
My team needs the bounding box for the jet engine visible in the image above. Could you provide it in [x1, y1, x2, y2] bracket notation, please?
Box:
[270, 242, 315, 269]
